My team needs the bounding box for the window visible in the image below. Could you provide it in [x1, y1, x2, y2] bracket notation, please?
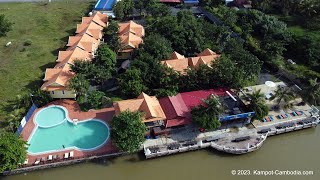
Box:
[52, 91, 54, 94]
[62, 90, 65, 95]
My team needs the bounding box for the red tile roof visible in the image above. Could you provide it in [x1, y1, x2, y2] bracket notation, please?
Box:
[180, 88, 228, 109]
[159, 88, 229, 128]
[161, 48, 220, 74]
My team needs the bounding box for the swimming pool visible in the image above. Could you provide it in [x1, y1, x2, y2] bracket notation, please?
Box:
[28, 105, 110, 154]
[94, 0, 117, 11]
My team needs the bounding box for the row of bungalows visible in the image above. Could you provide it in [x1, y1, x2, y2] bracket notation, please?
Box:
[41, 12, 108, 99]
[113, 87, 251, 135]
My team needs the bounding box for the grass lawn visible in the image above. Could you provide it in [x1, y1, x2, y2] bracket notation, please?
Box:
[0, 0, 95, 118]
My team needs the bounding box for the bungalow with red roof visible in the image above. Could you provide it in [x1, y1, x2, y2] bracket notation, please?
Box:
[161, 48, 220, 74]
[117, 21, 145, 59]
[159, 89, 228, 128]
[41, 12, 108, 98]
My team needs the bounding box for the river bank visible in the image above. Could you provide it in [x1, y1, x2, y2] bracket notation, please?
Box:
[3, 126, 319, 180]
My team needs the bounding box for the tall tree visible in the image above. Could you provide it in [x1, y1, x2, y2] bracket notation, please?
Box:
[95, 44, 117, 68]
[114, 0, 134, 20]
[0, 132, 28, 172]
[0, 14, 13, 37]
[86, 90, 106, 109]
[118, 69, 147, 98]
[104, 20, 121, 52]
[247, 89, 269, 120]
[270, 87, 295, 109]
[191, 95, 223, 130]
[111, 111, 147, 153]
[147, 10, 206, 56]
[31, 89, 52, 107]
[147, 3, 171, 18]
[140, 33, 173, 61]
[68, 74, 90, 96]
[70, 60, 95, 78]
[304, 78, 320, 106]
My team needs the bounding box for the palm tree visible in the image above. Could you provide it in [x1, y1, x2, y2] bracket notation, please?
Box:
[270, 87, 295, 109]
[203, 94, 224, 115]
[247, 89, 269, 120]
[304, 78, 320, 106]
[247, 89, 265, 104]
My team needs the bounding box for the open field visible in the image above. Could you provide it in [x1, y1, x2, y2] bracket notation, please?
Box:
[0, 0, 95, 118]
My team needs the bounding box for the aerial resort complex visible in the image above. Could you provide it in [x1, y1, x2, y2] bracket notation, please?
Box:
[0, 0, 320, 177]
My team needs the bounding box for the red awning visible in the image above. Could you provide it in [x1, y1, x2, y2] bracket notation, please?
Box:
[166, 118, 192, 128]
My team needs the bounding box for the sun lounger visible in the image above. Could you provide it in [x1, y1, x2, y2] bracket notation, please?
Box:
[285, 114, 289, 118]
[70, 151, 74, 158]
[269, 116, 274, 121]
[281, 114, 286, 118]
[34, 159, 40, 165]
[64, 153, 69, 159]
[292, 112, 297, 116]
[48, 155, 53, 161]
[262, 119, 266, 122]
[296, 111, 302, 116]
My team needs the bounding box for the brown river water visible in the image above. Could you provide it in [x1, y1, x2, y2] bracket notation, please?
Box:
[3, 127, 320, 180]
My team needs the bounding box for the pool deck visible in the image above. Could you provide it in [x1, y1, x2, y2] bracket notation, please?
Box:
[21, 99, 118, 166]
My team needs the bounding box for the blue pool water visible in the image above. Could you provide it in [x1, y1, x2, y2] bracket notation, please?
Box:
[94, 0, 117, 11]
[35, 106, 66, 127]
[28, 106, 109, 154]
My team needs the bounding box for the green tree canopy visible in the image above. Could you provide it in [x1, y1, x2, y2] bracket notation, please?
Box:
[140, 33, 173, 61]
[147, 10, 206, 56]
[270, 87, 296, 109]
[114, 0, 134, 20]
[31, 89, 52, 107]
[68, 74, 90, 96]
[199, 0, 225, 7]
[0, 132, 28, 172]
[247, 89, 269, 120]
[0, 14, 13, 37]
[111, 111, 147, 153]
[104, 20, 121, 52]
[118, 68, 147, 98]
[70, 60, 95, 78]
[304, 78, 320, 106]
[191, 95, 223, 130]
[95, 44, 117, 68]
[86, 90, 106, 109]
[147, 3, 171, 18]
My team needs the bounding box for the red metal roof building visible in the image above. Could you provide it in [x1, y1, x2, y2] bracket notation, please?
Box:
[159, 88, 229, 128]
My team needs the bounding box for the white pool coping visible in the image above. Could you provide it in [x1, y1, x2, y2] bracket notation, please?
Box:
[27, 105, 110, 156]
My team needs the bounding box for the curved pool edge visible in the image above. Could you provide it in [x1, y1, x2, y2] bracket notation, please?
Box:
[33, 105, 69, 128]
[27, 105, 111, 156]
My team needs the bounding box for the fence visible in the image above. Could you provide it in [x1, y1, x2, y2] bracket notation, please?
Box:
[16, 103, 37, 135]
